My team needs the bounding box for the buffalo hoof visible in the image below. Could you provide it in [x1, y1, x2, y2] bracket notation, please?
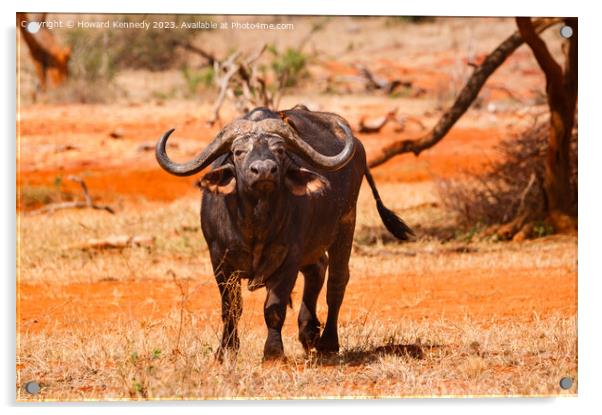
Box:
[316, 335, 339, 355]
[263, 341, 285, 362]
[299, 325, 321, 352]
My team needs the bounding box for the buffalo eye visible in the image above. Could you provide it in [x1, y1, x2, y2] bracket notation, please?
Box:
[233, 149, 246, 157]
[273, 147, 285, 156]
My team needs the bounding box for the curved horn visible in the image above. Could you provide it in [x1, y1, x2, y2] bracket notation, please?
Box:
[155, 120, 252, 177]
[260, 118, 356, 171]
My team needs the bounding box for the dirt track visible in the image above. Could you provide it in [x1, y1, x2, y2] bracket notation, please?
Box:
[20, 261, 576, 333]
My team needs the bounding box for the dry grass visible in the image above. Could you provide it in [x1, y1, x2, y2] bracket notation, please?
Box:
[19, 182, 577, 286]
[18, 197, 212, 285]
[17, 313, 577, 400]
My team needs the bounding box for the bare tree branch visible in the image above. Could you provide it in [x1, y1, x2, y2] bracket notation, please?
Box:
[208, 51, 242, 126]
[368, 17, 561, 169]
[172, 40, 217, 66]
[208, 45, 287, 126]
[516, 17, 563, 89]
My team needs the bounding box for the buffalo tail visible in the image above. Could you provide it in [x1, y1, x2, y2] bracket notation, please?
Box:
[364, 167, 415, 241]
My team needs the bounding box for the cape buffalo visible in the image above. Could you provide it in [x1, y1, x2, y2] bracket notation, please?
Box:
[156, 105, 413, 361]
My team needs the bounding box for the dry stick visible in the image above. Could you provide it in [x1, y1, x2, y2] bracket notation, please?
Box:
[239, 45, 269, 108]
[516, 172, 537, 218]
[34, 175, 115, 214]
[356, 64, 388, 90]
[170, 270, 189, 355]
[358, 109, 398, 134]
[355, 64, 411, 94]
[209, 46, 269, 125]
[245, 43, 267, 66]
[237, 46, 268, 109]
[401, 115, 427, 131]
[208, 52, 241, 126]
[297, 17, 329, 52]
[368, 17, 561, 169]
[494, 173, 538, 239]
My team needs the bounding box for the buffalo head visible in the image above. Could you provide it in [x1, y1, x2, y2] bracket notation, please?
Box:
[155, 117, 356, 199]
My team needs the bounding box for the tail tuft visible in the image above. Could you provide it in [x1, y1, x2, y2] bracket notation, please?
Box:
[376, 200, 415, 241]
[365, 166, 415, 241]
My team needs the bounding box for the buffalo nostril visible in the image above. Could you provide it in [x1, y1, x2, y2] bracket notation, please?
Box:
[250, 166, 259, 175]
[270, 166, 277, 174]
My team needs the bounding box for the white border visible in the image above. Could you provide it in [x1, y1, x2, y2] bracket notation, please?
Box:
[4, 1, 601, 414]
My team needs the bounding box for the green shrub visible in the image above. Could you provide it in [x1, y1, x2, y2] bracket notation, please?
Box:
[268, 45, 309, 88]
[180, 65, 215, 96]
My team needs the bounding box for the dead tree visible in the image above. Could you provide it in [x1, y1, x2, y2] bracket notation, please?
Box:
[206, 21, 326, 126]
[208, 45, 286, 126]
[17, 13, 71, 92]
[516, 17, 577, 228]
[368, 17, 561, 168]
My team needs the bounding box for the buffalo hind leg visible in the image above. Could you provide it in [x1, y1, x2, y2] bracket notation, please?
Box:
[298, 254, 327, 352]
[215, 270, 242, 362]
[263, 266, 298, 361]
[318, 211, 355, 354]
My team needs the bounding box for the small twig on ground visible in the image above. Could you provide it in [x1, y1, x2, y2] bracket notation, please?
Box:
[169, 269, 190, 355]
[517, 173, 537, 217]
[358, 109, 398, 134]
[33, 175, 115, 215]
[355, 64, 412, 95]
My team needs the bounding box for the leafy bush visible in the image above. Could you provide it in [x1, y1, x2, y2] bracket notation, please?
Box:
[267, 45, 309, 88]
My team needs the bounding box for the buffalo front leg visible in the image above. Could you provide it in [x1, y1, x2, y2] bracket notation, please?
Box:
[215, 271, 242, 362]
[263, 266, 299, 361]
[318, 213, 355, 354]
[298, 254, 327, 352]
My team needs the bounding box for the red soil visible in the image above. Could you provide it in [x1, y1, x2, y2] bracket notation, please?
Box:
[18, 264, 576, 336]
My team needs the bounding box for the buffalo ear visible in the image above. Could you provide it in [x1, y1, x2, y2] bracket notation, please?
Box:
[196, 165, 236, 195]
[285, 167, 330, 196]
